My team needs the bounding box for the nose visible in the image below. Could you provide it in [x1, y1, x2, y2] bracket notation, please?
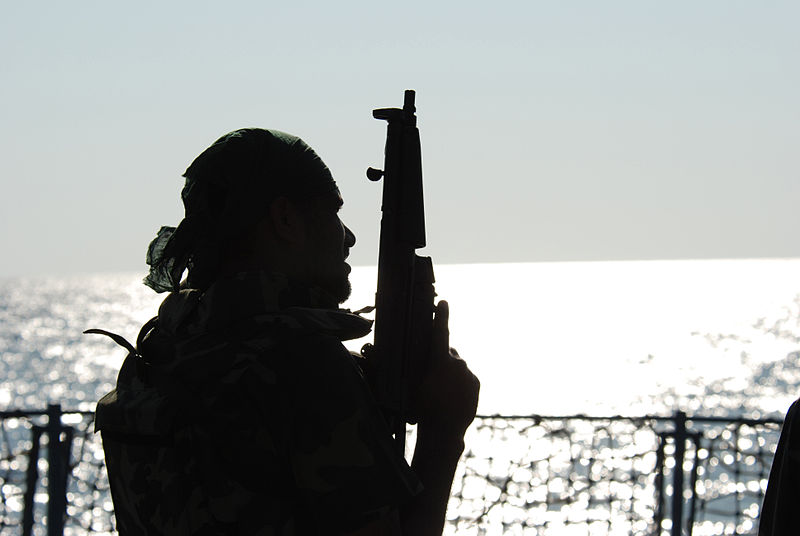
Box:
[344, 224, 356, 248]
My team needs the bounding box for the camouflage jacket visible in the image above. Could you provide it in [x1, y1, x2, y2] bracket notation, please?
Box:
[95, 272, 421, 535]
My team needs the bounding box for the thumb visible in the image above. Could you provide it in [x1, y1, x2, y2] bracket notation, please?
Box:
[431, 300, 450, 360]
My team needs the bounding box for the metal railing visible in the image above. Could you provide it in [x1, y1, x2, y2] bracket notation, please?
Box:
[0, 407, 783, 535]
[0, 406, 111, 536]
[447, 413, 782, 535]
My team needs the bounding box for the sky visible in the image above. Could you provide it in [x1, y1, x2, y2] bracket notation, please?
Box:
[1, 1, 798, 278]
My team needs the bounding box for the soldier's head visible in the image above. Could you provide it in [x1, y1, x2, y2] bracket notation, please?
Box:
[144, 128, 356, 303]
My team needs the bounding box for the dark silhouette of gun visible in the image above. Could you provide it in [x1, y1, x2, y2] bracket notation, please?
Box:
[366, 90, 436, 455]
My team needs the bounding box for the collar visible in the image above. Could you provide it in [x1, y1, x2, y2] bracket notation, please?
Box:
[158, 271, 372, 342]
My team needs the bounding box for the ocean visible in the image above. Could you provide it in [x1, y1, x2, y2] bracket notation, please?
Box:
[2, 258, 799, 419]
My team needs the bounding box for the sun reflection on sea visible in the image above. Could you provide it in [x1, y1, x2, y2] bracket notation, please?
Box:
[1, 259, 799, 418]
[345, 259, 800, 417]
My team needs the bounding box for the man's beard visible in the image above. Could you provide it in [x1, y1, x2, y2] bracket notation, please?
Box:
[316, 272, 352, 305]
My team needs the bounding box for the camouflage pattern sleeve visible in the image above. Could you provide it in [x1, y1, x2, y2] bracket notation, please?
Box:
[97, 342, 302, 535]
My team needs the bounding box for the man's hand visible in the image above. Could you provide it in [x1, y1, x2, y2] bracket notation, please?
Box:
[401, 301, 479, 535]
[359, 300, 480, 536]
[409, 300, 480, 438]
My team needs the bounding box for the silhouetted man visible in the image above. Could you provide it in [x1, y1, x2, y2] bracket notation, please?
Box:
[95, 129, 479, 535]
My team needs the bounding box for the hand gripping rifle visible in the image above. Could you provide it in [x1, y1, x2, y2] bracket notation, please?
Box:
[366, 90, 436, 455]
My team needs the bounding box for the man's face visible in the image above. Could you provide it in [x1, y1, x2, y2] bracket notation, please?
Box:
[298, 191, 356, 304]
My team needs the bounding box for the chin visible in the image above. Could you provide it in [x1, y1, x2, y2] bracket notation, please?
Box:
[318, 274, 352, 305]
[334, 278, 352, 305]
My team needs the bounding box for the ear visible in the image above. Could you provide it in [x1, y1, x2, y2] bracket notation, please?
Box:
[268, 196, 307, 245]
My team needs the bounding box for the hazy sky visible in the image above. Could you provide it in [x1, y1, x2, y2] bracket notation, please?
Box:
[1, 1, 797, 278]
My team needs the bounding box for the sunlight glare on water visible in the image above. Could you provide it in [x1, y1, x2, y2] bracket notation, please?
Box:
[1, 259, 799, 418]
[346, 259, 800, 416]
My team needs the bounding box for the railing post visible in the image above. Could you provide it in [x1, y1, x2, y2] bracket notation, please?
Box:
[46, 404, 67, 536]
[686, 433, 702, 536]
[671, 411, 687, 536]
[22, 426, 43, 536]
[654, 433, 667, 534]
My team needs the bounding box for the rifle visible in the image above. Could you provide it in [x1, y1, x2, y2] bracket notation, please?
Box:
[366, 90, 436, 455]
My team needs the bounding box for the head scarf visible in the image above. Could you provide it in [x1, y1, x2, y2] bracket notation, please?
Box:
[143, 128, 339, 293]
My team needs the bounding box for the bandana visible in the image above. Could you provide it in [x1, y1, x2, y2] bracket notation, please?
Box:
[144, 129, 339, 293]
